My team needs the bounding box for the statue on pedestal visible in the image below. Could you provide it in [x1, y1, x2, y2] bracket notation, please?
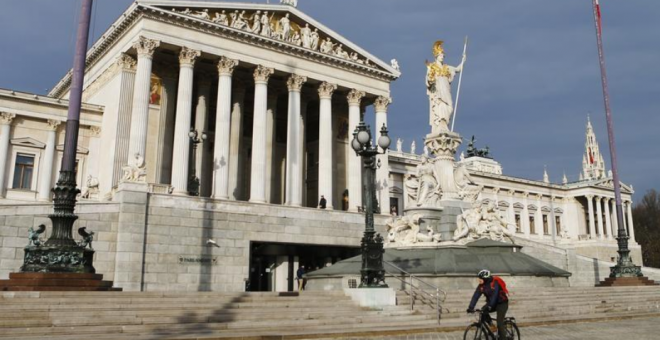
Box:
[426, 41, 465, 134]
[453, 201, 516, 243]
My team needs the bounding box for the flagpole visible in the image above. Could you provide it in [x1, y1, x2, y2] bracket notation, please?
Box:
[451, 36, 468, 132]
[591, 0, 642, 279]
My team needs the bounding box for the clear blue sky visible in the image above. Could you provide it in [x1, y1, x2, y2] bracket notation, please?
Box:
[1, 0, 658, 202]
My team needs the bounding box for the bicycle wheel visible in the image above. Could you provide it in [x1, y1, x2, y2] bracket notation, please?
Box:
[504, 320, 520, 340]
[463, 323, 488, 340]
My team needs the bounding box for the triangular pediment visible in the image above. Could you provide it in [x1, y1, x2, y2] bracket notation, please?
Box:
[56, 144, 89, 155]
[10, 137, 46, 149]
[139, 0, 399, 75]
[592, 178, 633, 193]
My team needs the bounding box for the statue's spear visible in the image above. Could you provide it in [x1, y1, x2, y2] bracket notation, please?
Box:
[451, 36, 468, 132]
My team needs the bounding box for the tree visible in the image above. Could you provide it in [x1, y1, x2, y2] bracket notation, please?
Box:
[632, 189, 660, 268]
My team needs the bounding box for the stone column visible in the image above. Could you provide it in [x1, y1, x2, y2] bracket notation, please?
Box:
[211, 57, 238, 200]
[37, 120, 61, 201]
[264, 92, 279, 203]
[595, 196, 604, 239]
[507, 190, 515, 226]
[586, 195, 596, 239]
[285, 74, 307, 206]
[522, 192, 530, 236]
[170, 47, 201, 195]
[0, 113, 16, 197]
[249, 65, 274, 203]
[604, 197, 613, 240]
[626, 201, 636, 242]
[127, 36, 159, 173]
[375, 96, 391, 215]
[317, 82, 337, 209]
[611, 198, 618, 237]
[346, 89, 365, 212]
[107, 53, 136, 191]
[535, 194, 543, 236]
[228, 82, 246, 200]
[194, 76, 212, 197]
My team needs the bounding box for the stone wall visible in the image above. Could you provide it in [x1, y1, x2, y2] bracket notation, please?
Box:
[111, 184, 388, 292]
[0, 202, 120, 280]
[514, 236, 652, 286]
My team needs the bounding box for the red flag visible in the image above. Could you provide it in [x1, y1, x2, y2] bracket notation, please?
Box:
[595, 0, 603, 36]
[588, 147, 595, 164]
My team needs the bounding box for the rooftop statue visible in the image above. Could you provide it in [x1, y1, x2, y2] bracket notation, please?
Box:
[426, 41, 466, 134]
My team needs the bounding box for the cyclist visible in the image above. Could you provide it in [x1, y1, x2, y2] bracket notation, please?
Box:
[466, 269, 509, 339]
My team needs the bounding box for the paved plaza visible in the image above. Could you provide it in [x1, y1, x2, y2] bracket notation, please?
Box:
[311, 316, 660, 340]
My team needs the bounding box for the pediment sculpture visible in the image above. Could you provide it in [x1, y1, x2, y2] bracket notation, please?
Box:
[169, 7, 376, 68]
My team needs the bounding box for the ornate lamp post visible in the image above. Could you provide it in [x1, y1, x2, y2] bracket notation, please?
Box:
[188, 129, 207, 196]
[351, 121, 390, 288]
[19, 0, 96, 274]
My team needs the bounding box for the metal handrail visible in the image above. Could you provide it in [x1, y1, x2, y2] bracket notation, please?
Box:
[384, 261, 446, 324]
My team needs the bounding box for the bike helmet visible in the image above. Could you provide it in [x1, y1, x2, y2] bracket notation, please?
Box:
[477, 269, 491, 279]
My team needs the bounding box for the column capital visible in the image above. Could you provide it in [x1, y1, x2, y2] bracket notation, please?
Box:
[522, 191, 529, 198]
[346, 89, 365, 106]
[507, 189, 515, 196]
[179, 47, 201, 66]
[318, 81, 337, 99]
[116, 53, 137, 70]
[217, 56, 239, 76]
[133, 36, 160, 58]
[253, 65, 274, 84]
[46, 119, 62, 131]
[286, 74, 307, 92]
[374, 96, 392, 112]
[586, 194, 594, 200]
[492, 187, 501, 194]
[0, 112, 16, 125]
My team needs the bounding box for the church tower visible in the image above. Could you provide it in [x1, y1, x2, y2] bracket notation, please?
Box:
[582, 116, 606, 180]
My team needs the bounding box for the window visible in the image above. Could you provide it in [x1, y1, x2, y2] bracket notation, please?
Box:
[515, 214, 522, 233]
[555, 216, 562, 235]
[529, 216, 535, 234]
[543, 215, 549, 235]
[12, 154, 35, 190]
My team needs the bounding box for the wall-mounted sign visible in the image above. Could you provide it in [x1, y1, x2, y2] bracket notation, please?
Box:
[178, 257, 218, 265]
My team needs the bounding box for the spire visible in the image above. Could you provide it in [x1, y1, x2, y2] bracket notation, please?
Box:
[582, 115, 606, 180]
[543, 166, 549, 183]
[562, 172, 568, 184]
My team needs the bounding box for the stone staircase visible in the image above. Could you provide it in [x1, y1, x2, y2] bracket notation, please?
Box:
[398, 285, 660, 327]
[1, 287, 660, 340]
[0, 291, 437, 340]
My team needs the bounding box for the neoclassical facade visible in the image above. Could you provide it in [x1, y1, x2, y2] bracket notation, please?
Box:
[0, 1, 642, 291]
[388, 118, 639, 262]
[41, 0, 399, 211]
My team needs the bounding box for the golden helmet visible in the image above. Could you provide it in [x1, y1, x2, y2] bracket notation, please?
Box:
[433, 40, 445, 57]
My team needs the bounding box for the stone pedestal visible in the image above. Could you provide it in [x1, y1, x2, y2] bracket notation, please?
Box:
[344, 288, 396, 308]
[0, 273, 120, 291]
[21, 245, 95, 274]
[596, 276, 656, 287]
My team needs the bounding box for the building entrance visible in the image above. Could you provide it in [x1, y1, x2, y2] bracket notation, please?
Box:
[247, 242, 359, 292]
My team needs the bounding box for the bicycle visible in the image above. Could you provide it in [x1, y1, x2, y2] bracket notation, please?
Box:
[463, 308, 520, 340]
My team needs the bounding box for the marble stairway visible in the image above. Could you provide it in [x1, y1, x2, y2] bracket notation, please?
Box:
[0, 286, 659, 339]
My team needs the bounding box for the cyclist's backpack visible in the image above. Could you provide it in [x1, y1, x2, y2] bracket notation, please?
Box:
[491, 276, 509, 301]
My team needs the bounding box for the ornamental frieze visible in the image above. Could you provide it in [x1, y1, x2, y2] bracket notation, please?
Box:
[170, 7, 376, 68]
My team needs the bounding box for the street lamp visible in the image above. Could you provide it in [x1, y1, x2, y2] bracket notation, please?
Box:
[351, 121, 391, 288]
[188, 129, 207, 196]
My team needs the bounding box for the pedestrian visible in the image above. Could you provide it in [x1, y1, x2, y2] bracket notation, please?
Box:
[318, 195, 327, 209]
[296, 265, 306, 291]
